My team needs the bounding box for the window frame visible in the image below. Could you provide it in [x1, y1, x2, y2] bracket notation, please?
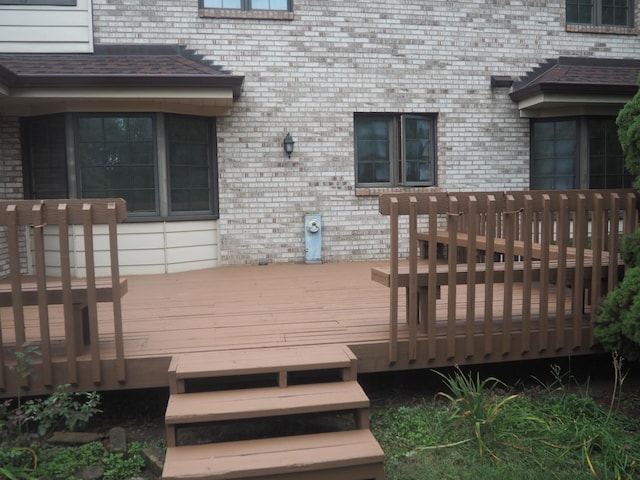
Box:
[530, 115, 632, 190]
[22, 113, 219, 221]
[0, 0, 77, 5]
[354, 113, 437, 188]
[566, 0, 633, 27]
[199, 0, 292, 11]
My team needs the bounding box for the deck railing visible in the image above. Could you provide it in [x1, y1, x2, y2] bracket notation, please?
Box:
[0, 199, 127, 392]
[376, 189, 638, 364]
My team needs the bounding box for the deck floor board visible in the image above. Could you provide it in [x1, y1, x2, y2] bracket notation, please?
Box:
[0, 261, 595, 394]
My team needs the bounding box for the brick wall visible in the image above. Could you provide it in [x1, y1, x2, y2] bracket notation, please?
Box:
[89, 1, 640, 263]
[0, 116, 25, 275]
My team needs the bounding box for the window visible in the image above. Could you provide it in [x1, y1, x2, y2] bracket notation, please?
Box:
[201, 0, 290, 10]
[355, 113, 436, 187]
[530, 116, 633, 190]
[0, 0, 76, 5]
[23, 113, 218, 219]
[566, 0, 632, 27]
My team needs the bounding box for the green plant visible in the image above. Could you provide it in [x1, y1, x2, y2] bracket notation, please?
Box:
[595, 87, 640, 360]
[0, 446, 38, 480]
[33, 441, 148, 480]
[21, 385, 101, 438]
[433, 367, 520, 459]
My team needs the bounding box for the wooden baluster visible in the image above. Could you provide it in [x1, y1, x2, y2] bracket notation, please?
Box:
[108, 202, 126, 383]
[483, 195, 496, 356]
[502, 195, 515, 355]
[7, 205, 30, 389]
[408, 197, 418, 362]
[572, 194, 586, 349]
[465, 196, 477, 359]
[539, 195, 551, 352]
[607, 193, 620, 293]
[589, 194, 604, 347]
[447, 196, 458, 359]
[58, 203, 78, 385]
[521, 195, 533, 354]
[427, 196, 438, 361]
[82, 203, 101, 384]
[388, 198, 398, 364]
[32, 203, 53, 386]
[555, 194, 569, 351]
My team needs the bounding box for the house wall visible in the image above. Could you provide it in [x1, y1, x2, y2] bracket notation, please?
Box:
[2, 1, 638, 269]
[0, 0, 93, 53]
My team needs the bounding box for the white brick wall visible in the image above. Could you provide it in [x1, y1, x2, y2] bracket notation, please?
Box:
[76, 1, 640, 263]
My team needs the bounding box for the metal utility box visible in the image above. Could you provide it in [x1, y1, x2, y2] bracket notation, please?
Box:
[304, 214, 322, 264]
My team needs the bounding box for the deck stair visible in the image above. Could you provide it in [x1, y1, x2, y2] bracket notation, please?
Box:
[161, 345, 385, 480]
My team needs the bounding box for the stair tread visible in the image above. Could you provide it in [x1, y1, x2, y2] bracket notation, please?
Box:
[165, 381, 369, 424]
[170, 344, 355, 379]
[162, 430, 384, 480]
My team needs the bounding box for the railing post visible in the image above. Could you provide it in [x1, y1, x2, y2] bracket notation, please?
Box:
[32, 203, 53, 386]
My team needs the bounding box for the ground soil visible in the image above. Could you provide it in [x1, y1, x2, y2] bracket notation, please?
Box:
[85, 353, 640, 446]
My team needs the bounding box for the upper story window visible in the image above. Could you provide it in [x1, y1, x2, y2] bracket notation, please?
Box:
[530, 116, 633, 190]
[23, 113, 219, 220]
[566, 0, 632, 27]
[354, 113, 437, 188]
[0, 0, 76, 4]
[201, 0, 290, 10]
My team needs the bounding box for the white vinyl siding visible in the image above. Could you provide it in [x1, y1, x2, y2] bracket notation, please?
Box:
[35, 221, 219, 277]
[0, 0, 92, 53]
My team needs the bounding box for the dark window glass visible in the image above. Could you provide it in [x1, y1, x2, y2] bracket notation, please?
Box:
[587, 117, 633, 188]
[531, 116, 632, 190]
[166, 115, 214, 214]
[201, 0, 290, 10]
[0, 0, 76, 5]
[567, 0, 631, 26]
[355, 113, 436, 187]
[77, 115, 156, 214]
[531, 120, 577, 190]
[23, 114, 68, 199]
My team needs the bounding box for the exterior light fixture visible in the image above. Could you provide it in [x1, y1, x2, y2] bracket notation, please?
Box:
[283, 132, 295, 158]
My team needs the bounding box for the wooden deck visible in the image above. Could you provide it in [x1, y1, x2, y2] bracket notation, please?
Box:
[0, 260, 595, 397]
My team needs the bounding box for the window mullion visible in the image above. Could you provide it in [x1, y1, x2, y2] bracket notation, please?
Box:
[157, 113, 169, 217]
[66, 113, 78, 199]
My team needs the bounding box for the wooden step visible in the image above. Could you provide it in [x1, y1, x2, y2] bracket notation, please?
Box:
[168, 344, 357, 393]
[165, 381, 370, 447]
[161, 429, 385, 480]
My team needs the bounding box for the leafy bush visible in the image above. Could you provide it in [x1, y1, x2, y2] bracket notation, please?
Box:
[594, 81, 640, 360]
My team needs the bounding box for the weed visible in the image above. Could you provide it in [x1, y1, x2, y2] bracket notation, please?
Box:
[433, 366, 521, 459]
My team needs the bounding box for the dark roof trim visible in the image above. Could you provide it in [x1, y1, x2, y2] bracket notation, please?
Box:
[0, 45, 244, 99]
[510, 56, 640, 102]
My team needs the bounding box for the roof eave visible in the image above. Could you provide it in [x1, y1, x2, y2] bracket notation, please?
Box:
[510, 82, 638, 102]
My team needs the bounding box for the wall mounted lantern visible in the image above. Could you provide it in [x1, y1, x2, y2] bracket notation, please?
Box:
[283, 132, 295, 158]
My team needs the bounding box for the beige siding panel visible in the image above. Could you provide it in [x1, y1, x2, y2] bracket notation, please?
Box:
[36, 221, 219, 277]
[0, 26, 90, 43]
[166, 245, 217, 266]
[0, 0, 92, 53]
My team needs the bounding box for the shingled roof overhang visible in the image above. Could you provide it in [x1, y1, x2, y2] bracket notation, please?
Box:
[509, 57, 640, 118]
[0, 45, 244, 117]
